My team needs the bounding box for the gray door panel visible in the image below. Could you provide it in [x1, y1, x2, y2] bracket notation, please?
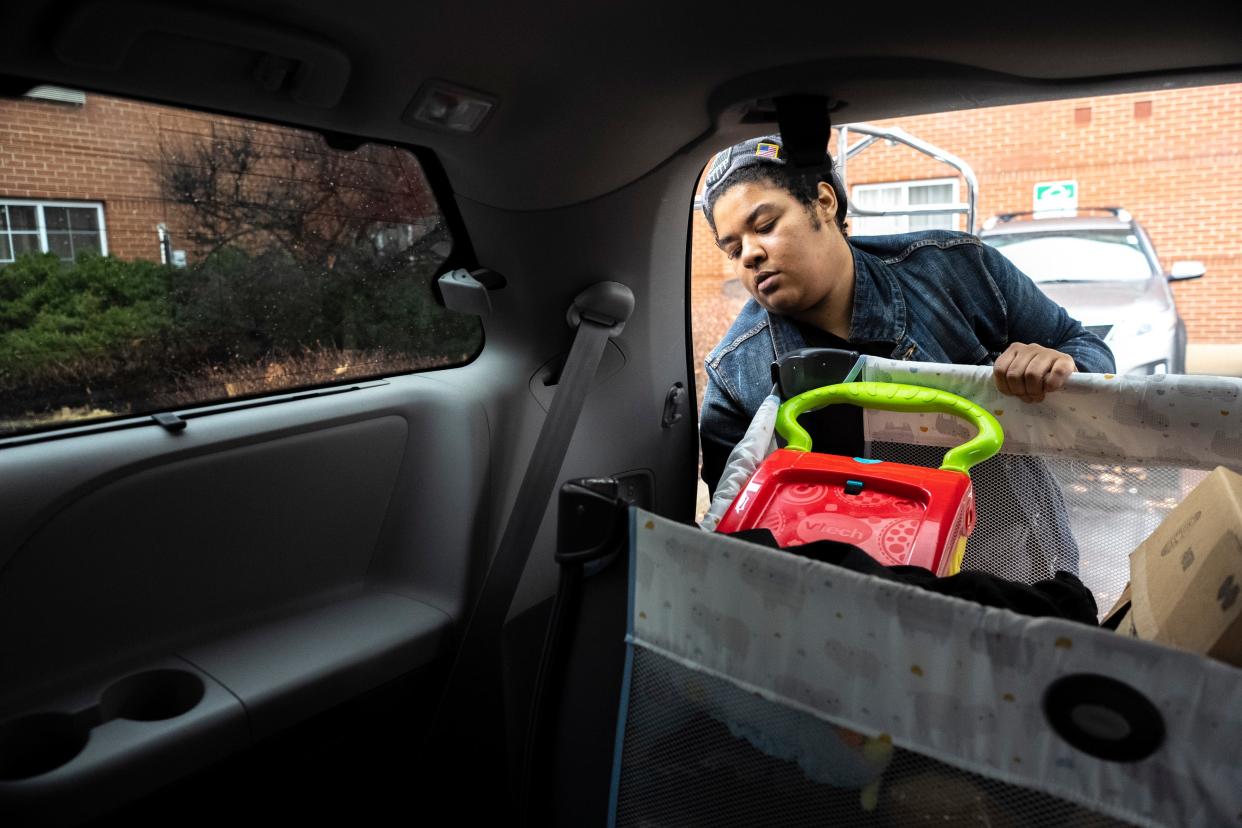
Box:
[0, 375, 489, 821]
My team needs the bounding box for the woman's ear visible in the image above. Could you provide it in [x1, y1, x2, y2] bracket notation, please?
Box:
[816, 181, 839, 224]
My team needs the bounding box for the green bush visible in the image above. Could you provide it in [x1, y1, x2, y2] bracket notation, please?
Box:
[0, 253, 175, 385]
[0, 236, 480, 428]
[172, 230, 480, 362]
[169, 246, 326, 363]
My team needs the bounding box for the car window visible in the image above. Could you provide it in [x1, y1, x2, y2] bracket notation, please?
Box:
[982, 231, 1153, 283]
[690, 81, 1242, 518]
[0, 88, 481, 437]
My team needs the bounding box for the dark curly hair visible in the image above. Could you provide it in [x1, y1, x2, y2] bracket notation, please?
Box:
[704, 160, 850, 238]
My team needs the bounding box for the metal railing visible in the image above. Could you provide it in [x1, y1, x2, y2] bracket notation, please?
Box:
[692, 124, 979, 232]
[837, 123, 978, 232]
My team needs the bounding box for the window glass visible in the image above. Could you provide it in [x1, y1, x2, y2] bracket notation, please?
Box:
[40, 205, 107, 263]
[851, 185, 901, 234]
[71, 233, 102, 256]
[46, 232, 73, 260]
[690, 82, 1242, 520]
[908, 182, 955, 231]
[70, 207, 99, 231]
[852, 179, 958, 234]
[10, 233, 40, 257]
[45, 206, 70, 231]
[984, 231, 1153, 283]
[8, 205, 37, 230]
[0, 91, 482, 436]
[1, 201, 105, 263]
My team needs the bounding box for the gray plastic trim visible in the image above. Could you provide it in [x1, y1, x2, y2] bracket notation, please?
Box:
[0, 591, 451, 824]
[54, 1, 351, 108]
[439, 268, 493, 317]
[567, 281, 635, 336]
[181, 591, 452, 740]
[0, 657, 247, 825]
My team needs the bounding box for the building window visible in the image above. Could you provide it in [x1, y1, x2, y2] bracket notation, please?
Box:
[850, 179, 959, 235]
[0, 200, 108, 263]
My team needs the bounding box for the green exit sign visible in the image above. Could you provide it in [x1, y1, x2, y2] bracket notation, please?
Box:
[1033, 180, 1078, 213]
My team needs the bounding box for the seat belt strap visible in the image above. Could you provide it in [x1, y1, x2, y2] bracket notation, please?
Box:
[428, 281, 634, 780]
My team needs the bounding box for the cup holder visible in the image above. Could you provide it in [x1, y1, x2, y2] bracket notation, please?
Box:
[0, 712, 91, 781]
[100, 669, 205, 722]
[0, 668, 207, 783]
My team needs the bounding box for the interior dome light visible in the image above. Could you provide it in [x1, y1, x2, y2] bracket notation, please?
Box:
[404, 81, 497, 134]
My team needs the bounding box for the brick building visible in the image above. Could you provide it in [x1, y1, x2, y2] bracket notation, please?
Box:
[0, 89, 433, 269]
[692, 83, 1242, 347]
[6, 84, 1240, 348]
[1, 91, 194, 264]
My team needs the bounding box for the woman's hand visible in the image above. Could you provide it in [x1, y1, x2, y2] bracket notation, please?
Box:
[993, 342, 1076, 403]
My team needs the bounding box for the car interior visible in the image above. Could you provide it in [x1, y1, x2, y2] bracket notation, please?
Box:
[1, 2, 1240, 824]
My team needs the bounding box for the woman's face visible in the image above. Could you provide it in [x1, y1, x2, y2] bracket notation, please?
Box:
[712, 179, 848, 318]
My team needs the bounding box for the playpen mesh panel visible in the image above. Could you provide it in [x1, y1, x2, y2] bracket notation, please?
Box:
[869, 442, 1206, 617]
[614, 646, 1132, 828]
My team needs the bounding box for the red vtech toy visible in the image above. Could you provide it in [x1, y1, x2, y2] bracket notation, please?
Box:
[714, 382, 1004, 576]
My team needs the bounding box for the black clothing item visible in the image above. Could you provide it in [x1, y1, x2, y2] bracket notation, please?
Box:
[729, 528, 1099, 625]
[785, 323, 893, 460]
[790, 322, 854, 352]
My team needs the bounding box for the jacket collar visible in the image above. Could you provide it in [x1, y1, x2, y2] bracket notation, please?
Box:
[764, 240, 909, 359]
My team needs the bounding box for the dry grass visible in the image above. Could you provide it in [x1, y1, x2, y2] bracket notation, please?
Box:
[0, 347, 471, 434]
[0, 404, 120, 432]
[153, 347, 467, 408]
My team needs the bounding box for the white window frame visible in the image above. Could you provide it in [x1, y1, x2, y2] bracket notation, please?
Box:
[0, 199, 108, 262]
[850, 177, 961, 234]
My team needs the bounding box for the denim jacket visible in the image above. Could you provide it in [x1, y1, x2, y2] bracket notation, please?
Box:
[700, 230, 1115, 493]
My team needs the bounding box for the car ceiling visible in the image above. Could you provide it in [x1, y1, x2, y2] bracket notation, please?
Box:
[1, 1, 1241, 213]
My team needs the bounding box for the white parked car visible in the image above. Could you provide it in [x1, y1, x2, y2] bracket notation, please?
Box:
[980, 208, 1205, 374]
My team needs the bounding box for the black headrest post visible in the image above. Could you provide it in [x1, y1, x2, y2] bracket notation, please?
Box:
[774, 95, 833, 168]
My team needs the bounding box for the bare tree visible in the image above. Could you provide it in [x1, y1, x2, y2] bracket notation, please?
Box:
[155, 121, 447, 350]
[156, 121, 438, 269]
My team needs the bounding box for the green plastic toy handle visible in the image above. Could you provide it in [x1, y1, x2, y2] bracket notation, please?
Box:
[776, 381, 1004, 474]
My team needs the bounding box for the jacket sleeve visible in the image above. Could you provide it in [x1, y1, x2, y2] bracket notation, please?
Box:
[978, 243, 1117, 374]
[699, 360, 751, 497]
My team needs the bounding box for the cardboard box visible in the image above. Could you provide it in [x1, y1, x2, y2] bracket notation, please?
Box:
[1102, 584, 1137, 638]
[1126, 466, 1242, 667]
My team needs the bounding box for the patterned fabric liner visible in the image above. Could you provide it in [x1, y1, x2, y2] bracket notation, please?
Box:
[626, 510, 1242, 827]
[858, 360, 1242, 471]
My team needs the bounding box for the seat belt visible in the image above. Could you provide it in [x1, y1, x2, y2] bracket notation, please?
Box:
[426, 280, 634, 806]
